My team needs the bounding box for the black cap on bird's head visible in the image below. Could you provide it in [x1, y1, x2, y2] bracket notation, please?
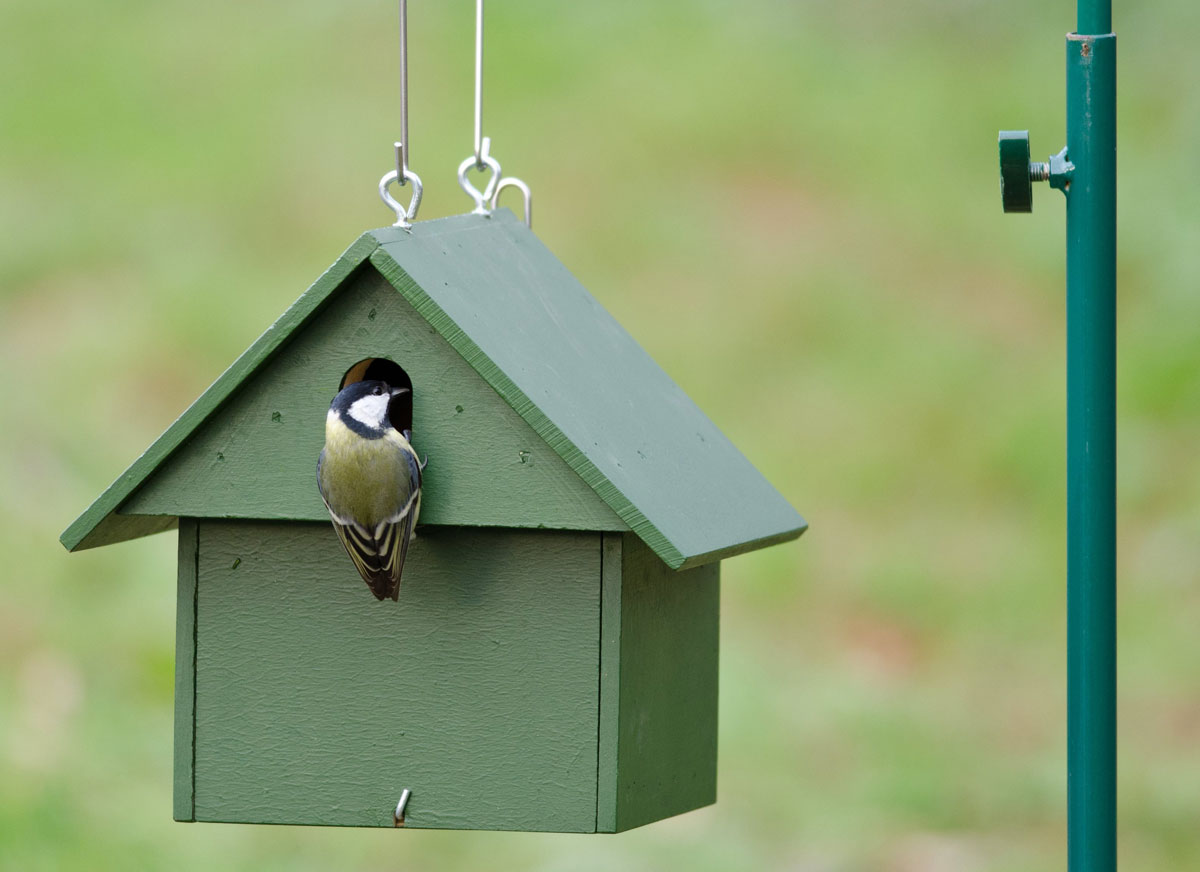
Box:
[330, 379, 408, 436]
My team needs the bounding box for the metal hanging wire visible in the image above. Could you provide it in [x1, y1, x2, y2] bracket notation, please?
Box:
[472, 0, 485, 168]
[457, 0, 531, 225]
[379, 0, 423, 229]
[456, 0, 501, 216]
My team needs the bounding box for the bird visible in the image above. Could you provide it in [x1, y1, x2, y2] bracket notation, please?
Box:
[316, 379, 423, 601]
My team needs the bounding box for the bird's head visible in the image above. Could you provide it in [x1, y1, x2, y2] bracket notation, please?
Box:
[330, 380, 409, 435]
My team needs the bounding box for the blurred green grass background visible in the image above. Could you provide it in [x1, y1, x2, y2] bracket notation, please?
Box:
[3, 1, 1199, 869]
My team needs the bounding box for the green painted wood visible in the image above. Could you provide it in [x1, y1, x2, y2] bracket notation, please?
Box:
[173, 518, 198, 822]
[192, 521, 602, 831]
[596, 533, 720, 831]
[70, 513, 176, 552]
[370, 212, 806, 569]
[60, 234, 380, 552]
[595, 532, 624, 832]
[64, 213, 805, 570]
[121, 267, 624, 533]
[606, 534, 719, 831]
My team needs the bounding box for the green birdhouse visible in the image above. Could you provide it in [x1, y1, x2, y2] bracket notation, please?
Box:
[61, 210, 806, 833]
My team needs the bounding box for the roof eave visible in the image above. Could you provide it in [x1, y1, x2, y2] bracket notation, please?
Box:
[669, 519, 808, 571]
[59, 232, 382, 552]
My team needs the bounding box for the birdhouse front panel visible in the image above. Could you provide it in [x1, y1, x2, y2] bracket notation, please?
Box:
[120, 265, 625, 534]
[173, 519, 719, 832]
[177, 520, 603, 831]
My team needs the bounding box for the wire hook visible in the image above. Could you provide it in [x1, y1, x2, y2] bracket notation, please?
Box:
[393, 788, 412, 827]
[456, 0, 532, 220]
[379, 0, 422, 226]
[491, 176, 532, 228]
[459, 0, 496, 213]
[458, 0, 503, 215]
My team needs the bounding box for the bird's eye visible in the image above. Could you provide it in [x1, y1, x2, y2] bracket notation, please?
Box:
[372, 386, 384, 396]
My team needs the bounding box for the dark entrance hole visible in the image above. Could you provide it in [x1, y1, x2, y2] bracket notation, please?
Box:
[340, 358, 413, 436]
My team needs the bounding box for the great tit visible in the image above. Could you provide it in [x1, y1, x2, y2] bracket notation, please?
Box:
[316, 379, 422, 601]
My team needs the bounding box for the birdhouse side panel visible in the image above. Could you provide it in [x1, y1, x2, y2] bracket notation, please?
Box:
[174, 518, 198, 822]
[597, 533, 719, 832]
[181, 520, 604, 831]
[121, 266, 625, 533]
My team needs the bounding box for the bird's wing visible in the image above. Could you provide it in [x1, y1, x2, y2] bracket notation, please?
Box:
[332, 522, 390, 600]
[377, 445, 423, 600]
[317, 444, 422, 602]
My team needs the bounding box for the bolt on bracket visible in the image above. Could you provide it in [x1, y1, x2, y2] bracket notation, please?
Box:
[999, 130, 1074, 212]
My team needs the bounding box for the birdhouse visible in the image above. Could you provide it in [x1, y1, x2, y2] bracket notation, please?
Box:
[61, 210, 806, 833]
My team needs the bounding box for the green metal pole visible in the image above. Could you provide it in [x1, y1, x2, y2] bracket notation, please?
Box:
[1077, 0, 1112, 38]
[1066, 0, 1116, 866]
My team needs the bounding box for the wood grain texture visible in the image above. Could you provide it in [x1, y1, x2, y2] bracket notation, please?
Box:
[59, 235, 379, 552]
[121, 266, 624, 533]
[192, 521, 602, 831]
[370, 212, 806, 569]
[603, 534, 719, 832]
[173, 519, 198, 822]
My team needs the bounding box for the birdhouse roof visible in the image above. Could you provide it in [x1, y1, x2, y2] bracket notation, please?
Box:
[62, 211, 805, 570]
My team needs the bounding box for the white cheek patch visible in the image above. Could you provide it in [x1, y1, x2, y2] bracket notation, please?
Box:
[348, 394, 390, 429]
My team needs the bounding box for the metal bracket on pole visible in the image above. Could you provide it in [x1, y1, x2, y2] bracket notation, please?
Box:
[998, 131, 1074, 212]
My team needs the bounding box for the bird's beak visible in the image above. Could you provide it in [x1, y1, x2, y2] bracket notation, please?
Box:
[391, 387, 410, 397]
